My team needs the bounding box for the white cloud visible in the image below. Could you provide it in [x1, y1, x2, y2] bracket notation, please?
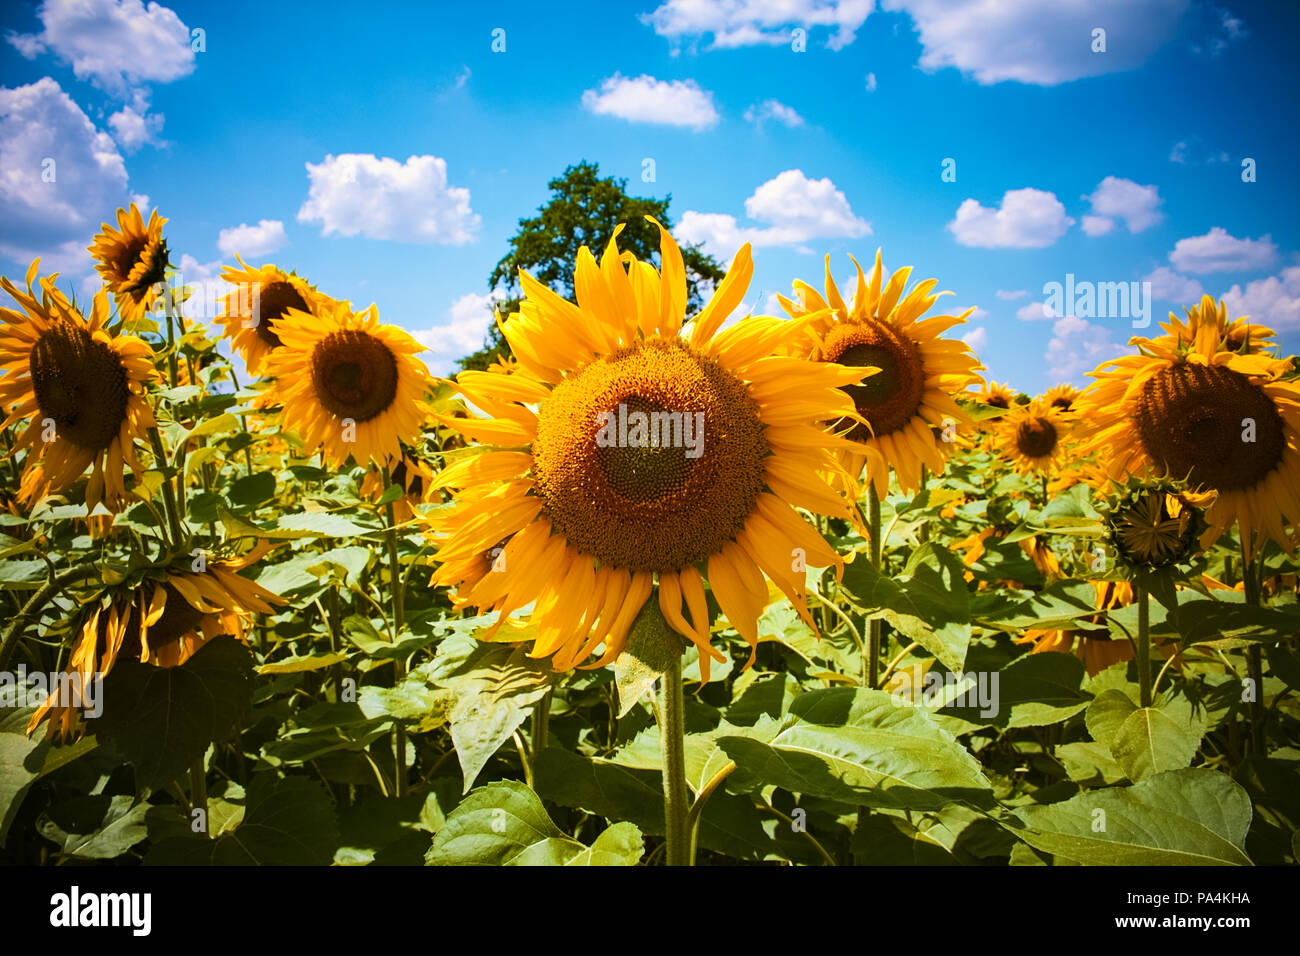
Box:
[864, 72, 877, 92]
[883, 0, 1188, 85]
[642, 0, 874, 51]
[947, 188, 1074, 249]
[1045, 314, 1115, 381]
[107, 91, 164, 152]
[1221, 267, 1300, 331]
[0, 77, 129, 271]
[217, 220, 288, 258]
[297, 154, 480, 244]
[412, 292, 504, 374]
[961, 326, 987, 351]
[996, 288, 1028, 300]
[1168, 227, 1277, 274]
[762, 291, 785, 316]
[7, 0, 195, 96]
[1017, 301, 1060, 321]
[677, 169, 870, 256]
[581, 74, 719, 131]
[743, 99, 804, 129]
[1081, 176, 1162, 236]
[1170, 141, 1189, 164]
[1143, 266, 1204, 302]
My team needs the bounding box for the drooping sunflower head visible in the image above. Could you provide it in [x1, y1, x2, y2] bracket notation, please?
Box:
[88, 204, 169, 321]
[27, 560, 285, 741]
[429, 220, 869, 679]
[779, 251, 983, 495]
[215, 257, 334, 376]
[1076, 311, 1300, 550]
[995, 400, 1071, 475]
[0, 262, 157, 512]
[1041, 383, 1081, 413]
[1157, 294, 1275, 356]
[1101, 479, 1208, 574]
[264, 299, 431, 468]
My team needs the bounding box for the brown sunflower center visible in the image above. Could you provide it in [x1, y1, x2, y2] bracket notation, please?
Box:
[144, 584, 207, 648]
[29, 320, 130, 452]
[310, 330, 399, 422]
[821, 319, 925, 440]
[114, 236, 168, 296]
[532, 339, 769, 573]
[1135, 363, 1284, 491]
[1015, 416, 1058, 459]
[254, 280, 309, 349]
[1050, 396, 1074, 411]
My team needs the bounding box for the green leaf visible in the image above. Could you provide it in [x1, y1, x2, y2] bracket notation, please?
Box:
[977, 580, 1100, 631]
[613, 597, 683, 718]
[851, 813, 959, 865]
[89, 636, 254, 790]
[1167, 599, 1300, 645]
[940, 652, 1092, 729]
[228, 471, 275, 508]
[1008, 768, 1253, 865]
[256, 651, 350, 675]
[1086, 690, 1207, 781]
[147, 775, 339, 865]
[37, 794, 148, 860]
[1056, 742, 1126, 785]
[720, 688, 995, 811]
[427, 780, 641, 866]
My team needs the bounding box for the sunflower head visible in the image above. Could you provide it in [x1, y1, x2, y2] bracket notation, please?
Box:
[995, 399, 1071, 475]
[1158, 294, 1275, 356]
[780, 251, 983, 495]
[215, 257, 334, 376]
[0, 263, 157, 512]
[976, 380, 1016, 409]
[264, 299, 430, 468]
[1101, 478, 1208, 574]
[1041, 383, 1081, 413]
[89, 204, 169, 321]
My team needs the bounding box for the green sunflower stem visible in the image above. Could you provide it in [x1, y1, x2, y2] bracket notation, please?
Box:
[532, 689, 551, 756]
[381, 465, 408, 799]
[0, 564, 100, 671]
[867, 482, 883, 688]
[1240, 532, 1266, 755]
[1136, 582, 1152, 709]
[658, 650, 690, 867]
[190, 755, 208, 836]
[146, 426, 185, 548]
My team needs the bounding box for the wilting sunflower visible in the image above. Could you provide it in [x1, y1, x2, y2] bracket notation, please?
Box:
[88, 204, 169, 321]
[428, 220, 868, 679]
[0, 264, 157, 511]
[27, 560, 285, 741]
[995, 399, 1072, 475]
[975, 380, 1016, 409]
[1157, 294, 1275, 355]
[1041, 383, 1080, 413]
[779, 251, 983, 496]
[1075, 298, 1300, 549]
[264, 299, 430, 467]
[214, 256, 334, 376]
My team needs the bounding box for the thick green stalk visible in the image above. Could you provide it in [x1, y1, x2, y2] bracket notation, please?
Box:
[0, 564, 100, 670]
[190, 756, 208, 836]
[867, 483, 883, 687]
[1136, 583, 1152, 708]
[381, 466, 408, 798]
[147, 426, 184, 547]
[1240, 532, 1266, 754]
[658, 651, 689, 866]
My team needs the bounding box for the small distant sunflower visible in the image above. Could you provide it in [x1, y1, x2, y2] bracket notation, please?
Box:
[264, 300, 430, 467]
[976, 381, 1016, 409]
[0, 264, 157, 511]
[1075, 297, 1300, 549]
[1157, 295, 1275, 355]
[429, 220, 867, 679]
[1041, 383, 1080, 413]
[995, 400, 1071, 475]
[214, 257, 333, 376]
[779, 251, 983, 496]
[88, 204, 169, 321]
[27, 561, 286, 741]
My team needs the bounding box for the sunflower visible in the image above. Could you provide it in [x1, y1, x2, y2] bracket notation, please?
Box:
[88, 204, 169, 321]
[975, 380, 1016, 409]
[779, 251, 983, 496]
[994, 399, 1072, 475]
[27, 560, 286, 741]
[1157, 294, 1275, 355]
[1075, 298, 1300, 550]
[214, 257, 334, 376]
[1041, 383, 1080, 413]
[264, 299, 430, 467]
[0, 263, 157, 512]
[1103, 481, 1208, 572]
[428, 220, 868, 679]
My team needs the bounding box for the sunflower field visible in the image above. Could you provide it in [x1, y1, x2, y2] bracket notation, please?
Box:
[1, 202, 1298, 872]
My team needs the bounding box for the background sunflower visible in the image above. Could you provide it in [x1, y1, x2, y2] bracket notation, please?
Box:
[88, 204, 169, 321]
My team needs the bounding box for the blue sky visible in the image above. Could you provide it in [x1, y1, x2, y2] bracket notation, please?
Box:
[2, 0, 1298, 392]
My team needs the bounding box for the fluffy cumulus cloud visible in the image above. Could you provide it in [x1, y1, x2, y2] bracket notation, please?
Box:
[947, 188, 1073, 249]
[642, 0, 874, 51]
[1168, 227, 1277, 274]
[677, 169, 870, 256]
[412, 292, 504, 374]
[7, 0, 195, 95]
[217, 220, 288, 258]
[0, 77, 130, 270]
[743, 98, 804, 129]
[1081, 176, 1162, 236]
[297, 154, 480, 244]
[882, 0, 1189, 85]
[107, 91, 164, 152]
[1221, 267, 1300, 331]
[1045, 314, 1115, 381]
[961, 325, 987, 351]
[581, 74, 719, 130]
[1143, 266, 1204, 302]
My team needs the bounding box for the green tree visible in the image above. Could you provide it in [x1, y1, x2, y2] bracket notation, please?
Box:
[456, 161, 726, 372]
